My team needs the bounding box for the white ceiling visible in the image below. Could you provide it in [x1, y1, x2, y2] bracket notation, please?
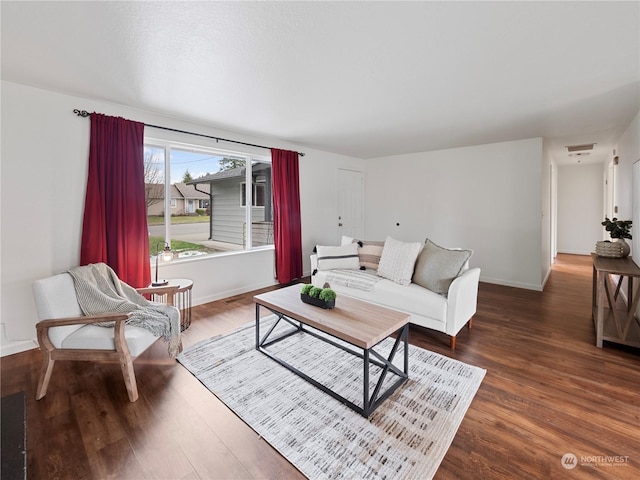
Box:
[2, 1, 639, 165]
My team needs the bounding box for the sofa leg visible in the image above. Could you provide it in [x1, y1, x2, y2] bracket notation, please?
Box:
[468, 318, 473, 329]
[450, 336, 456, 350]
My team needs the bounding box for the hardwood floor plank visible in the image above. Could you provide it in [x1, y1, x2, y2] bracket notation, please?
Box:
[2, 254, 639, 479]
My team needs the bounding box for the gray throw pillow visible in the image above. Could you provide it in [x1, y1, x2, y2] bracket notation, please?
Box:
[412, 239, 473, 294]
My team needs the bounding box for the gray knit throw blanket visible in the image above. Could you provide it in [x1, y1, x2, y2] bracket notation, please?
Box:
[67, 263, 181, 358]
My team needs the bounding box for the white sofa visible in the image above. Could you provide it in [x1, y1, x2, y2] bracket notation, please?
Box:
[310, 237, 481, 349]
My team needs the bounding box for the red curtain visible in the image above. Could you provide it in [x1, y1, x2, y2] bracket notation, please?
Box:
[271, 148, 303, 284]
[80, 113, 150, 288]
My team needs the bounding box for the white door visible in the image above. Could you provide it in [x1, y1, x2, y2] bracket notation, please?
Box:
[633, 160, 640, 263]
[337, 169, 364, 241]
[605, 160, 616, 221]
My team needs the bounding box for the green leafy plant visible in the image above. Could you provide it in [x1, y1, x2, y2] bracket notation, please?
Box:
[602, 217, 632, 239]
[319, 288, 337, 302]
[309, 286, 323, 298]
[301, 283, 337, 304]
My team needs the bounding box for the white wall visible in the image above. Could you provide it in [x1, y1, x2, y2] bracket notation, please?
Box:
[541, 138, 555, 285]
[612, 110, 640, 319]
[364, 138, 545, 290]
[615, 110, 639, 263]
[617, 110, 640, 261]
[615, 110, 640, 223]
[556, 164, 604, 255]
[0, 81, 364, 354]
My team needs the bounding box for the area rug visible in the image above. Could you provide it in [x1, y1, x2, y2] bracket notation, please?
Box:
[178, 317, 486, 480]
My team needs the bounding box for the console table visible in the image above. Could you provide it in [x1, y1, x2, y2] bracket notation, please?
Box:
[148, 278, 193, 331]
[591, 254, 640, 348]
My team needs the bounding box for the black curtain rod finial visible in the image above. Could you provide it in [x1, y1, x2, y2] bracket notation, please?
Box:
[73, 109, 91, 117]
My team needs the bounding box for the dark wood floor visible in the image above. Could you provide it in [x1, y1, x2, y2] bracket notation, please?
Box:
[2, 254, 639, 479]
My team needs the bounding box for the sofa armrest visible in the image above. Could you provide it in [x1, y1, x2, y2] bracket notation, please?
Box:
[445, 267, 481, 336]
[310, 254, 318, 273]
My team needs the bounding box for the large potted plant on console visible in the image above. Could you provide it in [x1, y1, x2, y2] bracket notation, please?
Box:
[597, 217, 632, 258]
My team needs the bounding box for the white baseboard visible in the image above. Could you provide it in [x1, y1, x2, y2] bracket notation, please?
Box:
[1, 339, 38, 357]
[479, 276, 543, 292]
[541, 268, 552, 290]
[0, 322, 38, 357]
[557, 249, 592, 255]
[193, 279, 279, 306]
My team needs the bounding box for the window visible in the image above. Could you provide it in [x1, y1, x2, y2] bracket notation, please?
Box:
[144, 140, 273, 259]
[241, 183, 267, 207]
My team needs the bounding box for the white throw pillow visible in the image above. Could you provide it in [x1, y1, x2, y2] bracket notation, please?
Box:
[377, 236, 422, 286]
[316, 243, 361, 271]
[340, 235, 354, 246]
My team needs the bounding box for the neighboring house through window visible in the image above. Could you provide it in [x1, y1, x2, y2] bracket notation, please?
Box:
[241, 182, 267, 207]
[144, 139, 273, 259]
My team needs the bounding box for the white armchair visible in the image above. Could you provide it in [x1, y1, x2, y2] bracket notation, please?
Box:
[32, 272, 179, 402]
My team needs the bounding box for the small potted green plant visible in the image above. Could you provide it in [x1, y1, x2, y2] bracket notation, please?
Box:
[597, 217, 632, 258]
[300, 283, 337, 309]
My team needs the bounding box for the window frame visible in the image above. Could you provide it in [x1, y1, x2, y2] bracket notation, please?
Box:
[144, 137, 273, 262]
[241, 182, 267, 208]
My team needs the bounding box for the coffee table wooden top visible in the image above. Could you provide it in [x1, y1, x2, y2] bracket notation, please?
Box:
[254, 285, 410, 349]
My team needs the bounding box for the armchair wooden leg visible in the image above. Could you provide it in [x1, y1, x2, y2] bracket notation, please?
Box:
[36, 350, 55, 400]
[120, 357, 139, 402]
[450, 336, 456, 350]
[468, 318, 473, 329]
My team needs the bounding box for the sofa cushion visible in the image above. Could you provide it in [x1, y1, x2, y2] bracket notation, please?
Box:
[62, 324, 159, 357]
[374, 280, 448, 323]
[316, 243, 360, 271]
[313, 269, 448, 324]
[377, 236, 422, 286]
[412, 239, 473, 294]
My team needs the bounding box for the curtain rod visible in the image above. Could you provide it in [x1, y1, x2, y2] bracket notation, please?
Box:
[73, 109, 305, 156]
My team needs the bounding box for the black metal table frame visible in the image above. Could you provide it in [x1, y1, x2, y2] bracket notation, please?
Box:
[255, 304, 409, 418]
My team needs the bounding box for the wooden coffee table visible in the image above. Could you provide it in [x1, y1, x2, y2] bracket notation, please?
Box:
[254, 285, 410, 417]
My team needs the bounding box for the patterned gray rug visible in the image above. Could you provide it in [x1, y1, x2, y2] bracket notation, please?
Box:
[178, 317, 486, 480]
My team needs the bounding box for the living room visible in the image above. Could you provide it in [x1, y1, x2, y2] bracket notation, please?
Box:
[2, 1, 639, 355]
[1, 2, 639, 479]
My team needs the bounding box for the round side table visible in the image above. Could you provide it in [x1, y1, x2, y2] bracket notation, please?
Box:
[149, 278, 193, 331]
